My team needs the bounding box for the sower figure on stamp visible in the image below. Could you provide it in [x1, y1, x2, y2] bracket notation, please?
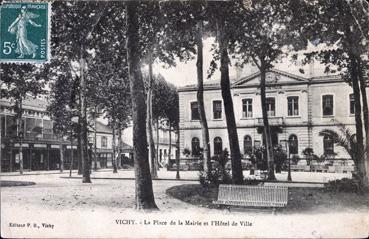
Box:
[8, 6, 41, 59]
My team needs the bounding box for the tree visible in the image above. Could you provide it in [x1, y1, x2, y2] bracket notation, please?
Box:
[51, 1, 108, 183]
[48, 71, 79, 173]
[319, 125, 359, 166]
[298, 0, 369, 188]
[137, 1, 197, 178]
[161, 0, 212, 177]
[234, 0, 307, 180]
[88, 59, 131, 174]
[207, 1, 245, 184]
[126, 1, 158, 210]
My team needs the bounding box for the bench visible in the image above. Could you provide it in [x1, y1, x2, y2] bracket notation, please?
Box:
[213, 184, 288, 208]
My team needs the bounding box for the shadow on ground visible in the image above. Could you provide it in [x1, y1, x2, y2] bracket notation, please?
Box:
[1, 181, 36, 187]
[166, 184, 369, 214]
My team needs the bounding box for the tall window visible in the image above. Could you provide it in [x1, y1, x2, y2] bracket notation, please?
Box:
[287, 96, 299, 116]
[191, 102, 200, 120]
[288, 134, 298, 154]
[266, 97, 275, 117]
[191, 137, 200, 157]
[322, 95, 334, 116]
[323, 135, 334, 154]
[214, 137, 222, 155]
[101, 136, 107, 148]
[244, 135, 252, 155]
[242, 99, 253, 118]
[213, 100, 222, 119]
[349, 94, 355, 115]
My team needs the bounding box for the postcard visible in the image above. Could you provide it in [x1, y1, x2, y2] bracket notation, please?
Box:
[1, 0, 368, 238]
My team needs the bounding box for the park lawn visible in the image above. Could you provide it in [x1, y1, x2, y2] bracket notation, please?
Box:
[166, 184, 369, 213]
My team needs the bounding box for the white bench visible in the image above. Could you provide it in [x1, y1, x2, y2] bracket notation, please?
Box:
[213, 184, 288, 208]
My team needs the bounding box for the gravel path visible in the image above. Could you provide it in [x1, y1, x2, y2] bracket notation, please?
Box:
[1, 170, 368, 238]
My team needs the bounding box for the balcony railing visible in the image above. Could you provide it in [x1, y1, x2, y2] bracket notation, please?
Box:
[255, 117, 284, 126]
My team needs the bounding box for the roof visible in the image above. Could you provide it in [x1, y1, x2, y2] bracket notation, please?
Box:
[120, 141, 132, 150]
[0, 95, 48, 111]
[95, 121, 113, 134]
[178, 68, 343, 92]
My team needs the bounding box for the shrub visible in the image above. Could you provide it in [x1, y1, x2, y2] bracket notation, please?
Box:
[182, 148, 191, 157]
[325, 177, 361, 193]
[291, 154, 301, 164]
[199, 149, 232, 187]
[250, 145, 287, 172]
[253, 146, 268, 170]
[320, 153, 337, 163]
[199, 168, 232, 187]
[243, 178, 260, 185]
[274, 145, 287, 173]
[302, 147, 319, 165]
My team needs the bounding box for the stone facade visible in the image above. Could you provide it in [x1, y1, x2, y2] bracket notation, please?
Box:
[178, 69, 368, 161]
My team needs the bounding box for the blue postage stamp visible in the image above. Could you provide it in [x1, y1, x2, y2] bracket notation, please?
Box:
[0, 2, 51, 64]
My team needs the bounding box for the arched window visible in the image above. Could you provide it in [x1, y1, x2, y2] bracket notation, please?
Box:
[323, 135, 334, 155]
[214, 137, 222, 155]
[244, 135, 252, 155]
[288, 134, 298, 155]
[191, 137, 200, 156]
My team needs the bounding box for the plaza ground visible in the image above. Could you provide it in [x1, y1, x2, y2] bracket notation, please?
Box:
[1, 169, 368, 238]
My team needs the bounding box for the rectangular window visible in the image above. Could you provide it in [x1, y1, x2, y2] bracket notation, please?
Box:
[266, 97, 275, 117]
[213, 100, 222, 119]
[242, 99, 253, 118]
[287, 96, 299, 116]
[101, 136, 107, 148]
[191, 102, 200, 120]
[349, 94, 355, 115]
[322, 95, 334, 116]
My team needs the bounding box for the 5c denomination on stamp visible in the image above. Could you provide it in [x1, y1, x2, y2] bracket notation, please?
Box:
[0, 2, 50, 64]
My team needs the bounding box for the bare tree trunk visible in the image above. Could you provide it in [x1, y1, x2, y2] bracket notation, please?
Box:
[17, 98, 24, 175]
[94, 110, 98, 171]
[77, 125, 82, 175]
[147, 59, 158, 178]
[118, 124, 122, 169]
[260, 67, 276, 180]
[217, 17, 243, 184]
[168, 121, 172, 168]
[350, 55, 368, 188]
[126, 1, 158, 210]
[112, 118, 118, 173]
[59, 140, 64, 172]
[156, 119, 160, 171]
[196, 21, 211, 174]
[69, 131, 74, 177]
[176, 127, 180, 179]
[358, 59, 369, 184]
[80, 51, 91, 183]
[77, 97, 82, 175]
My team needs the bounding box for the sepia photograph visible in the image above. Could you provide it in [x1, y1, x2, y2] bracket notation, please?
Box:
[1, 0, 369, 238]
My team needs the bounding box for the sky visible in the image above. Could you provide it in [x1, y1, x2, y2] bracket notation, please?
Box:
[152, 38, 239, 87]
[153, 38, 339, 88]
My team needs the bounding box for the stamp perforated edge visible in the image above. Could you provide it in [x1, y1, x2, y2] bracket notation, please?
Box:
[0, 1, 52, 65]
